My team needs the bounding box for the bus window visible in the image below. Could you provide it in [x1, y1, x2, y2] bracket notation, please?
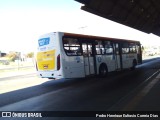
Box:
[82, 43, 88, 57]
[95, 41, 100, 54]
[136, 43, 141, 54]
[104, 41, 113, 55]
[122, 43, 129, 54]
[95, 40, 105, 55]
[82, 43, 93, 57]
[129, 43, 136, 53]
[88, 43, 93, 56]
[115, 43, 119, 55]
[63, 38, 82, 56]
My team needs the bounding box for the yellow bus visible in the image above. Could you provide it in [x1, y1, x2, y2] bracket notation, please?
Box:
[36, 32, 142, 79]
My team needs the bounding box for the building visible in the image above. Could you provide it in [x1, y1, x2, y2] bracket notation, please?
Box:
[0, 51, 7, 57]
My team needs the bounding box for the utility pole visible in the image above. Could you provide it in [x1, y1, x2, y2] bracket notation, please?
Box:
[17, 52, 21, 70]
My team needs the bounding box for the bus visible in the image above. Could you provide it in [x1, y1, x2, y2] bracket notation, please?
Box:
[36, 32, 142, 79]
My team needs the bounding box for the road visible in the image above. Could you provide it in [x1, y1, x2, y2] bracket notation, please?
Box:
[0, 57, 160, 119]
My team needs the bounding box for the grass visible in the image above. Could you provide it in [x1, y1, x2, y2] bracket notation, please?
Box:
[0, 61, 36, 73]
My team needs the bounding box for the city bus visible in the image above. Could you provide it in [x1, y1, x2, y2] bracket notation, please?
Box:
[36, 32, 142, 79]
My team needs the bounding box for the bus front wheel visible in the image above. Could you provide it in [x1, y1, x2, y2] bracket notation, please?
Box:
[99, 64, 108, 77]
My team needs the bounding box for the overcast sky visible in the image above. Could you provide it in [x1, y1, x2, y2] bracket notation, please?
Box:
[0, 0, 160, 53]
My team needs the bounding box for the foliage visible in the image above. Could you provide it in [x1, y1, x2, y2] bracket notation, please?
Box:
[27, 52, 34, 58]
[5, 51, 34, 62]
[6, 51, 20, 61]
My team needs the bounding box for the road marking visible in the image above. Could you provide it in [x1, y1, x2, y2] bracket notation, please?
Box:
[122, 70, 160, 111]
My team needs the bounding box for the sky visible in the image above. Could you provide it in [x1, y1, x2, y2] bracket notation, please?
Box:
[0, 0, 160, 53]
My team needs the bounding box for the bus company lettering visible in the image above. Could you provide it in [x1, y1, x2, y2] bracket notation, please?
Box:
[38, 38, 50, 47]
[40, 47, 46, 51]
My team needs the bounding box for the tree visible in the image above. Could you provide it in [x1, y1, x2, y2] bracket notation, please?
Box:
[6, 51, 19, 61]
[27, 52, 34, 58]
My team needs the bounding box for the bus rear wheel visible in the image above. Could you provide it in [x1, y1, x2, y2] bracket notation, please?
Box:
[99, 64, 108, 77]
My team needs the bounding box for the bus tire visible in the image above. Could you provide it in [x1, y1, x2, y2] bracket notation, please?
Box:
[99, 64, 108, 77]
[131, 59, 137, 70]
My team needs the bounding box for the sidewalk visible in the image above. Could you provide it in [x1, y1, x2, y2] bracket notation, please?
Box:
[142, 55, 160, 60]
[133, 72, 160, 111]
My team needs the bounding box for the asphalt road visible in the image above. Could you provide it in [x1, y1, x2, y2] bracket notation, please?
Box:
[0, 57, 160, 120]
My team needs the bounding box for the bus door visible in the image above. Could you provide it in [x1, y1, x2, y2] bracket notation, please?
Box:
[137, 43, 142, 64]
[113, 43, 122, 70]
[82, 42, 95, 76]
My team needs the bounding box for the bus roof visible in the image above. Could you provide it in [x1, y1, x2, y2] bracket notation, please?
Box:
[63, 32, 140, 43]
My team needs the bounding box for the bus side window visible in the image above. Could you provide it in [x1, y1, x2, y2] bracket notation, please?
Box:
[129, 43, 136, 53]
[136, 44, 141, 54]
[104, 41, 113, 55]
[95, 40, 101, 54]
[63, 38, 82, 56]
[76, 47, 82, 55]
[115, 43, 119, 55]
[122, 43, 129, 54]
[95, 40, 105, 55]
[82, 43, 88, 57]
[88, 44, 93, 56]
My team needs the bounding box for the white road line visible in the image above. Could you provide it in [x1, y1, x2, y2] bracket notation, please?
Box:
[108, 69, 160, 111]
[122, 70, 160, 111]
